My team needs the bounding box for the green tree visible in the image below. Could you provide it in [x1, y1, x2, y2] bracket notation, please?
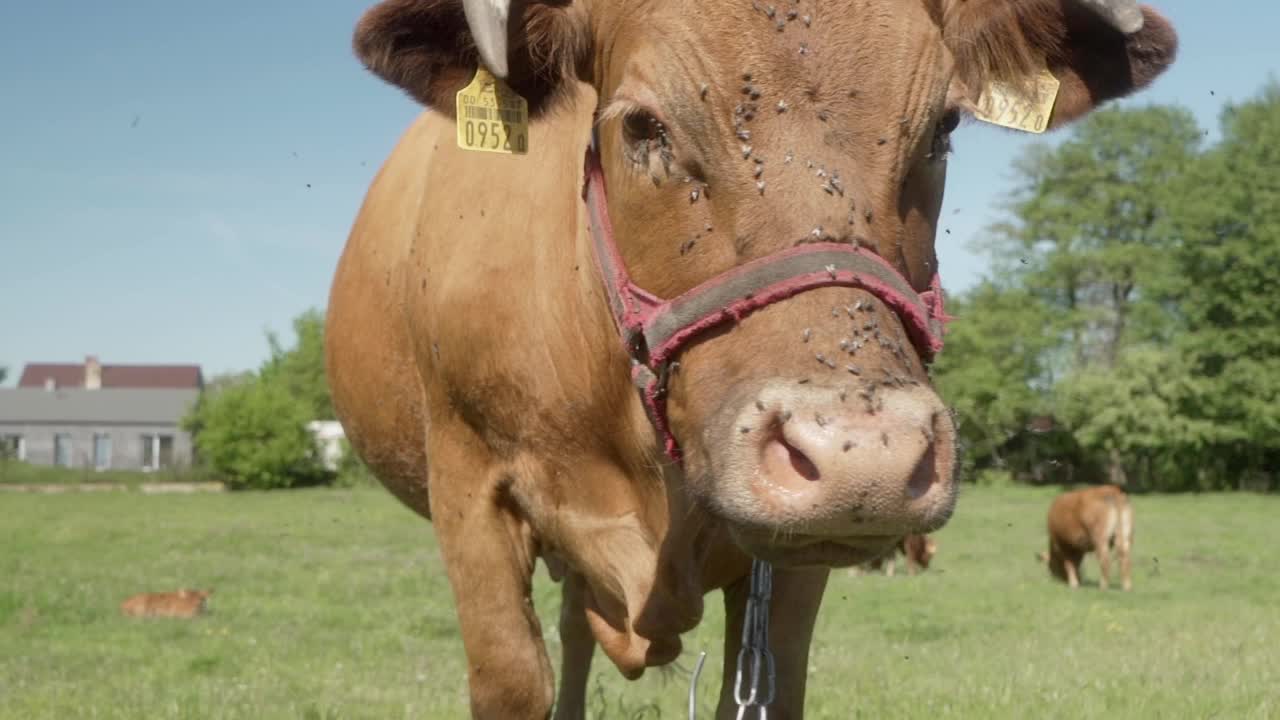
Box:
[0, 366, 7, 386]
[1053, 346, 1219, 490]
[181, 371, 257, 445]
[980, 106, 1202, 368]
[939, 87, 1280, 491]
[933, 283, 1059, 476]
[183, 308, 335, 489]
[260, 308, 333, 419]
[1164, 82, 1280, 489]
[959, 105, 1206, 487]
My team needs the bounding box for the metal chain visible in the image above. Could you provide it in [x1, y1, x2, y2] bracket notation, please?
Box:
[687, 559, 776, 720]
[733, 559, 776, 719]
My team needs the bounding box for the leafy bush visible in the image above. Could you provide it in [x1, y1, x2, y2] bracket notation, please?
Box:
[186, 379, 331, 490]
[182, 309, 341, 490]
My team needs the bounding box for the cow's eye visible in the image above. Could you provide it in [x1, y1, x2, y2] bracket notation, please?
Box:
[938, 108, 961, 135]
[622, 109, 666, 144]
[620, 108, 674, 173]
[931, 109, 961, 160]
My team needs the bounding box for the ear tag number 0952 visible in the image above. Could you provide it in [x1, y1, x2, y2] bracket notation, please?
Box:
[973, 69, 1061, 134]
[455, 67, 530, 155]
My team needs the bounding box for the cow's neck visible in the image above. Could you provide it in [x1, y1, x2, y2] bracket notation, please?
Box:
[480, 85, 732, 658]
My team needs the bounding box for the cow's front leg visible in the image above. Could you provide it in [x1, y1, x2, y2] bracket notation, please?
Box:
[715, 566, 829, 720]
[1118, 539, 1133, 592]
[1093, 538, 1114, 590]
[552, 571, 595, 720]
[1064, 555, 1082, 589]
[428, 431, 554, 719]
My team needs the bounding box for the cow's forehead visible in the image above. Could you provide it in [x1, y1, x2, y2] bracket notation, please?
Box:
[604, 1, 951, 182]
[608, 0, 945, 83]
[606, 1, 951, 135]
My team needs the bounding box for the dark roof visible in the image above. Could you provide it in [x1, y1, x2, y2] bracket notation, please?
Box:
[18, 363, 203, 390]
[0, 388, 200, 425]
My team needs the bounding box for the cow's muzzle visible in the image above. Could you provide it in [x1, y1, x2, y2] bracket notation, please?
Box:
[710, 382, 957, 567]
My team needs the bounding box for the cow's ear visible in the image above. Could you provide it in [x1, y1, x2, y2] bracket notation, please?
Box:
[945, 2, 1177, 131]
[353, 0, 590, 117]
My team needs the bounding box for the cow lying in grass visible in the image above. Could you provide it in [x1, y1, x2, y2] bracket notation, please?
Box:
[120, 589, 213, 618]
[1038, 485, 1133, 590]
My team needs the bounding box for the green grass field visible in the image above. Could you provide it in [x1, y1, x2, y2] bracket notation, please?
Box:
[1, 485, 1276, 719]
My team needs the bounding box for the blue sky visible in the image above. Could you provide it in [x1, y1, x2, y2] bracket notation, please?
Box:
[1, 1, 1274, 382]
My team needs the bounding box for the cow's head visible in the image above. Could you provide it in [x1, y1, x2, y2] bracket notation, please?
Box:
[354, 0, 1176, 566]
[1040, 547, 1074, 583]
[909, 534, 938, 570]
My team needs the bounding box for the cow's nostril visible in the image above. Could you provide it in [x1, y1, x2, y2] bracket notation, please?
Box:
[905, 413, 948, 500]
[905, 443, 937, 500]
[762, 435, 821, 487]
[784, 437, 821, 482]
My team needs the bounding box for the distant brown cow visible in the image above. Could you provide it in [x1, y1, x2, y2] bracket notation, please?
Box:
[1039, 485, 1134, 590]
[120, 589, 212, 618]
[854, 534, 937, 576]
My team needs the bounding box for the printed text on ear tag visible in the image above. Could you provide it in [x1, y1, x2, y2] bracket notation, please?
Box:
[972, 69, 1061, 134]
[455, 67, 530, 155]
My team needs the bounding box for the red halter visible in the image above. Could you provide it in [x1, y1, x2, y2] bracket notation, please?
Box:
[582, 137, 951, 465]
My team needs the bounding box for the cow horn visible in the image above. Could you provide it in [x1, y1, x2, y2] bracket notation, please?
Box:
[1075, 0, 1145, 34]
[463, 0, 511, 78]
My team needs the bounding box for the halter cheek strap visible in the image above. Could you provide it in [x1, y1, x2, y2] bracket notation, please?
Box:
[582, 134, 951, 464]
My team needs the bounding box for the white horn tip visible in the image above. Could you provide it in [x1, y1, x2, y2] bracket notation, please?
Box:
[1079, 0, 1146, 34]
[479, 39, 511, 79]
[463, 0, 511, 78]
[1115, 7, 1145, 34]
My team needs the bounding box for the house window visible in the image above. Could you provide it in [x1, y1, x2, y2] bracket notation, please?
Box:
[0, 434, 23, 462]
[53, 434, 73, 468]
[140, 434, 175, 471]
[93, 433, 112, 471]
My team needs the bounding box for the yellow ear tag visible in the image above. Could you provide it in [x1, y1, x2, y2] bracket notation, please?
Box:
[455, 66, 530, 155]
[972, 68, 1061, 134]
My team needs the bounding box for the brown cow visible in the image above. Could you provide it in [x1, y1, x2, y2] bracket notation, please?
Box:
[852, 534, 938, 577]
[1039, 485, 1134, 590]
[326, 1, 1176, 716]
[120, 589, 213, 619]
